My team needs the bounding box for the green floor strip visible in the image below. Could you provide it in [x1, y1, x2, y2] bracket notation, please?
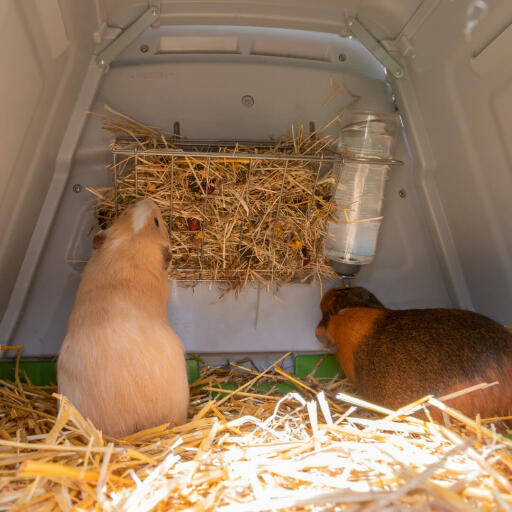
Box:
[0, 358, 201, 386]
[209, 381, 298, 399]
[209, 383, 236, 399]
[0, 355, 340, 387]
[186, 359, 200, 383]
[294, 354, 343, 378]
[0, 361, 57, 386]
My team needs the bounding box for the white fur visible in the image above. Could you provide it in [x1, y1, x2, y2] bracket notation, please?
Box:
[108, 238, 120, 251]
[58, 199, 189, 438]
[132, 200, 153, 233]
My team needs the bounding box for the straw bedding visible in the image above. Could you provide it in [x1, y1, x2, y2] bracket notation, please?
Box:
[2, 348, 512, 511]
[88, 107, 342, 294]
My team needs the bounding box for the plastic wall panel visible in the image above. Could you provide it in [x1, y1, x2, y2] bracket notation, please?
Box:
[10, 26, 451, 356]
[100, 0, 422, 40]
[397, 1, 512, 324]
[0, 0, 96, 319]
[2, 0, 509, 362]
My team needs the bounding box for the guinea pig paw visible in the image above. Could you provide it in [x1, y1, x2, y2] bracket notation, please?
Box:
[315, 325, 336, 351]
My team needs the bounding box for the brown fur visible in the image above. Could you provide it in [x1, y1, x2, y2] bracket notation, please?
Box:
[318, 308, 385, 382]
[162, 245, 172, 270]
[92, 231, 106, 250]
[316, 286, 512, 422]
[58, 199, 189, 438]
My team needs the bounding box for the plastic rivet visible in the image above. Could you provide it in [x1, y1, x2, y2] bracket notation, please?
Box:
[241, 95, 254, 108]
[140, 44, 149, 53]
[73, 184, 82, 194]
[338, 53, 347, 62]
[399, 189, 407, 198]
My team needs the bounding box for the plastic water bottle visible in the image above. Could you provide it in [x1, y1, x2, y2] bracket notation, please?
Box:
[323, 111, 399, 266]
[324, 163, 389, 264]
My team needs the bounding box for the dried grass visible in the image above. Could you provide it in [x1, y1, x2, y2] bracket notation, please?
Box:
[87, 106, 343, 295]
[2, 346, 512, 511]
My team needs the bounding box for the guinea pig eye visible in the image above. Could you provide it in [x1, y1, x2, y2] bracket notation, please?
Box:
[154, 217, 159, 228]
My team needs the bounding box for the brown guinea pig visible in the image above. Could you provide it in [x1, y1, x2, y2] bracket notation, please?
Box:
[57, 198, 189, 438]
[316, 286, 512, 421]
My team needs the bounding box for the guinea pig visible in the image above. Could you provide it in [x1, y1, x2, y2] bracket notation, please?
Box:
[316, 286, 512, 422]
[57, 198, 189, 438]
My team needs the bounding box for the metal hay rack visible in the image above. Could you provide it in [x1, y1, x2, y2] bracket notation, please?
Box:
[105, 137, 343, 289]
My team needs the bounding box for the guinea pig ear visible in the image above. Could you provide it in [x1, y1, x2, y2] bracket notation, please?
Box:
[360, 288, 385, 308]
[93, 231, 107, 250]
[162, 245, 172, 270]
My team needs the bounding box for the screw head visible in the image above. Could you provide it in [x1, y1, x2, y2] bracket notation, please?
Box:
[398, 189, 407, 198]
[140, 44, 149, 53]
[338, 53, 347, 62]
[241, 95, 254, 108]
[73, 184, 82, 194]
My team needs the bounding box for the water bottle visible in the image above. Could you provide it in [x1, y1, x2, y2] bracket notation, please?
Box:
[324, 111, 399, 266]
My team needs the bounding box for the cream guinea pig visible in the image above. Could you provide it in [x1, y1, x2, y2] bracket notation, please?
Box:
[58, 198, 189, 437]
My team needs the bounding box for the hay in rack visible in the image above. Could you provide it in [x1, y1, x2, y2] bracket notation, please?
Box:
[88, 107, 343, 294]
[2, 346, 512, 511]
